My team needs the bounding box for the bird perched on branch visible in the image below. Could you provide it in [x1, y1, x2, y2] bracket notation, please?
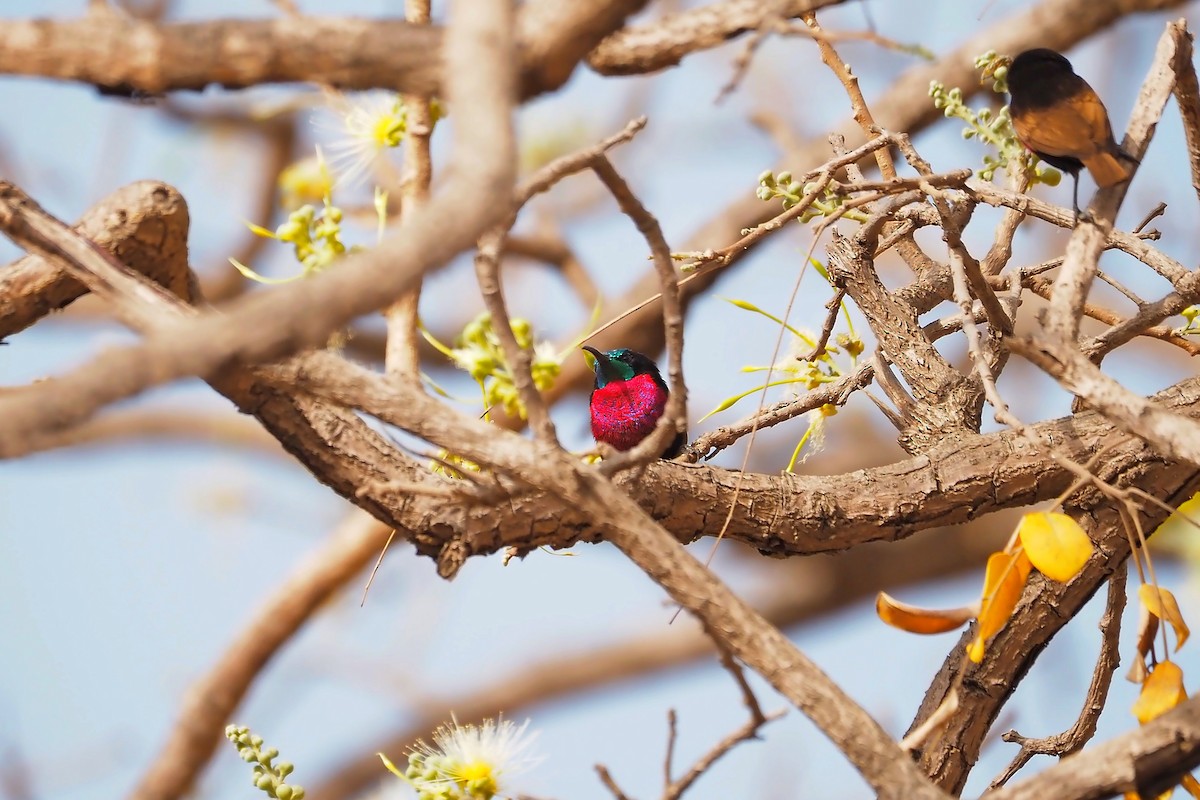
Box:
[1005, 48, 1133, 217]
[583, 346, 685, 458]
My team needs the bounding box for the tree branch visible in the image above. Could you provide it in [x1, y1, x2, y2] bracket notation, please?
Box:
[0, 0, 519, 456]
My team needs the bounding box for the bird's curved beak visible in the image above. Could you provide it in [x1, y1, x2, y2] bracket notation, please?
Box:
[582, 345, 618, 384]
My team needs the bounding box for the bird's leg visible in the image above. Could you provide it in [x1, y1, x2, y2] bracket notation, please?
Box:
[1071, 173, 1081, 225]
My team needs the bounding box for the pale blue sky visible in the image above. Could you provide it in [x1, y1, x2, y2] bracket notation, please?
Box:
[2, 1, 1200, 799]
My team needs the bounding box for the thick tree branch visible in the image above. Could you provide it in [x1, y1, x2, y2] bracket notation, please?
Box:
[288, 358, 950, 798]
[0, 181, 191, 336]
[9, 178, 1200, 569]
[0, 16, 444, 95]
[909, 453, 1200, 793]
[587, 0, 849, 76]
[0, 0, 649, 100]
[0, 0, 519, 456]
[987, 693, 1200, 800]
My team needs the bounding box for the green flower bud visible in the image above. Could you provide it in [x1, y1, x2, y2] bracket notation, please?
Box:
[510, 318, 533, 348]
[776, 171, 792, 185]
[1038, 167, 1062, 187]
[276, 785, 293, 800]
[462, 317, 488, 346]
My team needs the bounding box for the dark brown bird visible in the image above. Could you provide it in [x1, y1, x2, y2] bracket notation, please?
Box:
[1005, 48, 1132, 216]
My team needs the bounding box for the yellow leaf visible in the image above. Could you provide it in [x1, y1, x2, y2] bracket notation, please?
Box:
[1140, 584, 1191, 652]
[876, 592, 977, 634]
[968, 550, 1032, 663]
[721, 297, 812, 343]
[1151, 490, 1200, 541]
[698, 379, 805, 422]
[1132, 661, 1187, 725]
[228, 258, 301, 286]
[1017, 511, 1094, 582]
[243, 220, 278, 239]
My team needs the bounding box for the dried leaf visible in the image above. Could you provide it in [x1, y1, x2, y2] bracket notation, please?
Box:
[967, 550, 1032, 663]
[1140, 584, 1191, 651]
[1132, 661, 1187, 725]
[1128, 604, 1161, 683]
[876, 592, 977, 634]
[1017, 511, 1094, 582]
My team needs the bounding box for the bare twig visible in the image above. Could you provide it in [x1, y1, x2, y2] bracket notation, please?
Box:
[988, 694, 1200, 800]
[661, 647, 782, 800]
[802, 10, 896, 180]
[474, 117, 649, 444]
[590, 155, 687, 473]
[383, 0, 435, 378]
[684, 361, 873, 461]
[988, 561, 1128, 789]
[595, 764, 635, 800]
[967, 183, 1190, 285]
[797, 286, 847, 361]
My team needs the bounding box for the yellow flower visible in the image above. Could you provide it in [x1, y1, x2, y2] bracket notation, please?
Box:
[321, 91, 406, 187]
[380, 717, 541, 800]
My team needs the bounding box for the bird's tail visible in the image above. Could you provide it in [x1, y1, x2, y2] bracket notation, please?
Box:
[1083, 149, 1132, 188]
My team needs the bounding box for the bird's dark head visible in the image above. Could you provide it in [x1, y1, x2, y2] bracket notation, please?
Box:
[582, 346, 665, 389]
[1007, 48, 1075, 85]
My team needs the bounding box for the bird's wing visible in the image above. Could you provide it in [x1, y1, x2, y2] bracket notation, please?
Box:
[1012, 87, 1114, 159]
